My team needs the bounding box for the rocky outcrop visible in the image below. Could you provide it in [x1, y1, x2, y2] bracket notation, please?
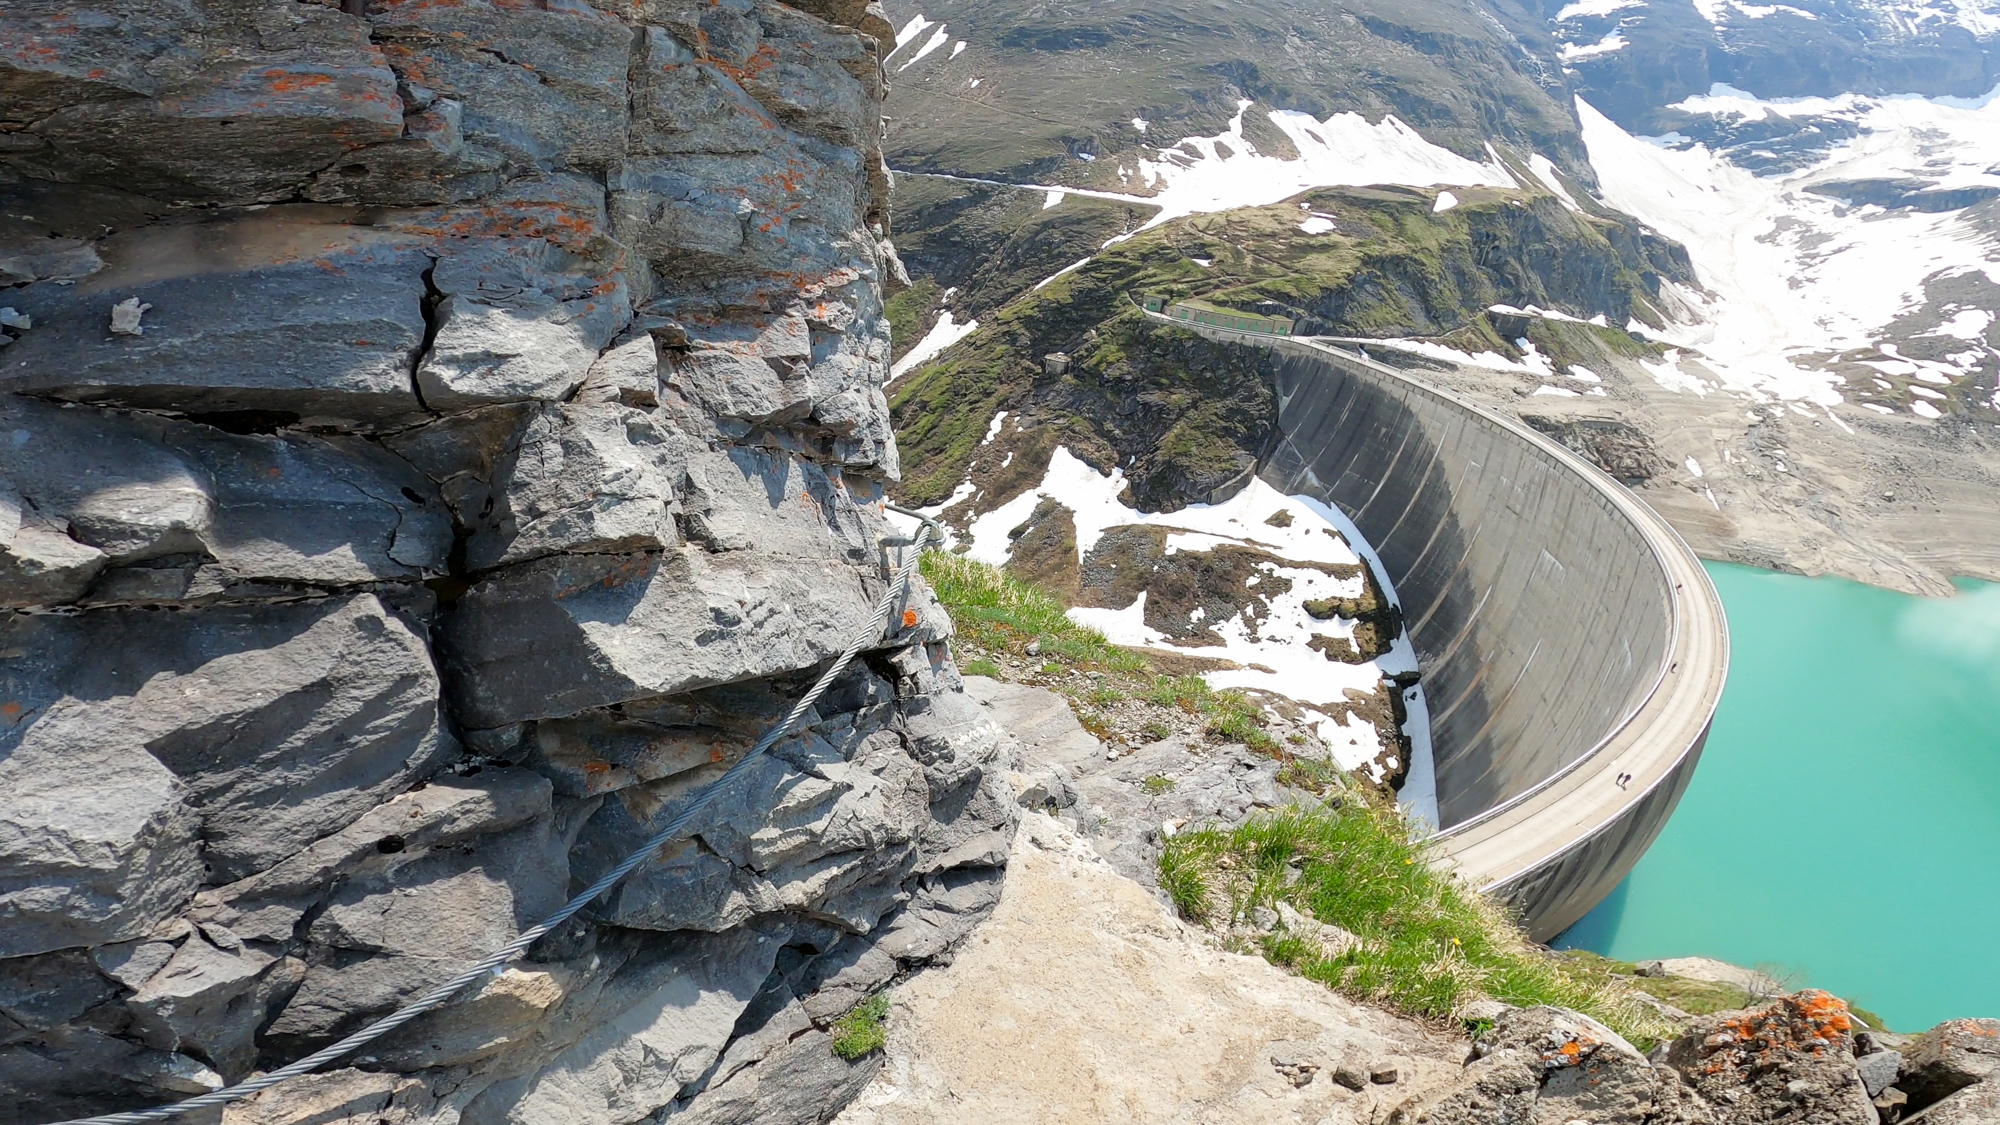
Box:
[0, 1, 1014, 1122]
[1421, 992, 1896, 1125]
[1423, 1005, 1715, 1125]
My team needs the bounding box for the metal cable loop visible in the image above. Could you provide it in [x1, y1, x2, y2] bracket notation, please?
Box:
[47, 506, 942, 1125]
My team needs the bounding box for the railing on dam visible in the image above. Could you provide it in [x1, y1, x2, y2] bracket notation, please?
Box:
[1147, 312, 1729, 940]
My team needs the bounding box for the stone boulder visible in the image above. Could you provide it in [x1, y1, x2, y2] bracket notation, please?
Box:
[1660, 991, 1875, 1125]
[0, 397, 450, 602]
[415, 245, 631, 411]
[1903, 1079, 2000, 1124]
[1, 594, 454, 894]
[267, 798, 573, 1048]
[1421, 1005, 1713, 1125]
[2, 1, 404, 203]
[0, 477, 108, 607]
[0, 219, 433, 426]
[1899, 1019, 2000, 1111]
[437, 446, 947, 728]
[115, 923, 303, 1080]
[0, 699, 203, 957]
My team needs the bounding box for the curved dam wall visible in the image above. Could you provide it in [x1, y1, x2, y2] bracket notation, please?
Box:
[1159, 321, 1728, 940]
[1262, 346, 1673, 828]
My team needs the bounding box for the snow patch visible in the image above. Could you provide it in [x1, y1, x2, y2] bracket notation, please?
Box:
[1933, 308, 1993, 340]
[1528, 154, 1584, 210]
[1432, 190, 1459, 212]
[972, 448, 1435, 821]
[1559, 31, 1628, 61]
[1298, 216, 1336, 235]
[898, 24, 951, 70]
[1119, 100, 1517, 234]
[1043, 189, 1066, 210]
[1579, 90, 2000, 405]
[1034, 256, 1094, 290]
[889, 14, 933, 53]
[889, 311, 978, 382]
[1556, 0, 1643, 17]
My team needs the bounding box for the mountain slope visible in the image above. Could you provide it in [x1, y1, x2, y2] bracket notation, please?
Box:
[881, 0, 1592, 186]
[1552, 0, 2000, 132]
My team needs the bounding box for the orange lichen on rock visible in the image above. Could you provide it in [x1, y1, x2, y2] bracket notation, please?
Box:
[1688, 991, 1854, 1078]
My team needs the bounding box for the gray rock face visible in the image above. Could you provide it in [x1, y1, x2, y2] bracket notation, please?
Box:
[0, 398, 450, 591]
[1423, 1005, 1715, 1125]
[1857, 1048, 1903, 1099]
[1660, 992, 1876, 1125]
[0, 1, 1007, 1120]
[1900, 1019, 2000, 1111]
[0, 221, 433, 427]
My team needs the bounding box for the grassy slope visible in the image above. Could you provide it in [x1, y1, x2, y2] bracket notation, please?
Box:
[880, 0, 1592, 185]
[923, 552, 1277, 752]
[890, 182, 1686, 512]
[1160, 804, 1681, 1045]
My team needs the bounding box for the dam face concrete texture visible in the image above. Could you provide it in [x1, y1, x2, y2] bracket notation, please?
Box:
[1158, 322, 1728, 940]
[1263, 350, 1671, 828]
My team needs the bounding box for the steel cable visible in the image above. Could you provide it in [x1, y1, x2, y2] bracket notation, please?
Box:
[46, 505, 942, 1125]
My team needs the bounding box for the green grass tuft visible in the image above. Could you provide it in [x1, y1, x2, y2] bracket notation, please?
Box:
[920, 552, 1150, 674]
[1160, 802, 1674, 1044]
[960, 657, 1004, 679]
[831, 993, 891, 1060]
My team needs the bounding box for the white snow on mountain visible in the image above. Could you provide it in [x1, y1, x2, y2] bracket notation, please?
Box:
[899, 24, 952, 70]
[1557, 2, 2000, 60]
[888, 13, 934, 54]
[1118, 100, 1517, 231]
[1691, 1, 1817, 23]
[1577, 87, 2000, 404]
[888, 311, 978, 383]
[1560, 31, 1630, 60]
[1556, 0, 1644, 17]
[1794, 0, 1999, 35]
[924, 444, 1435, 817]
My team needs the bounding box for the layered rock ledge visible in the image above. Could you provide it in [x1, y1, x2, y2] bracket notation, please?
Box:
[0, 1, 1016, 1121]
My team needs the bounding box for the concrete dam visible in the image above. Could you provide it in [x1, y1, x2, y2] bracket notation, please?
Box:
[1162, 321, 1730, 941]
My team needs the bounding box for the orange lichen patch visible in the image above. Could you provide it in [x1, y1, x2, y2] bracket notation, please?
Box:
[262, 69, 335, 93]
[1537, 1025, 1604, 1071]
[394, 200, 606, 251]
[582, 760, 613, 775]
[1693, 992, 1854, 1078]
[553, 554, 654, 599]
[1, 702, 22, 722]
[706, 43, 781, 87]
[902, 609, 920, 629]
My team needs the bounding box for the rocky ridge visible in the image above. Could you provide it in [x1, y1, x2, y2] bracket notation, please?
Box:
[0, 1, 1019, 1123]
[850, 679, 2000, 1125]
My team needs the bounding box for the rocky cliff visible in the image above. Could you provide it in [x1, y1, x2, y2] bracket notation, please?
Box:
[0, 2, 1017, 1123]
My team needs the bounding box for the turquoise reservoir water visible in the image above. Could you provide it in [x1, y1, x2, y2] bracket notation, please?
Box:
[1559, 562, 2000, 1031]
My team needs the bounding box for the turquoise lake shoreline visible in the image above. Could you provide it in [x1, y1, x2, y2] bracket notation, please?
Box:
[1557, 562, 2000, 1032]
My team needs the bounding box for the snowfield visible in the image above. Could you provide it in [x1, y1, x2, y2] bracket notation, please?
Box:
[893, 444, 1438, 824]
[1578, 87, 2000, 408]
